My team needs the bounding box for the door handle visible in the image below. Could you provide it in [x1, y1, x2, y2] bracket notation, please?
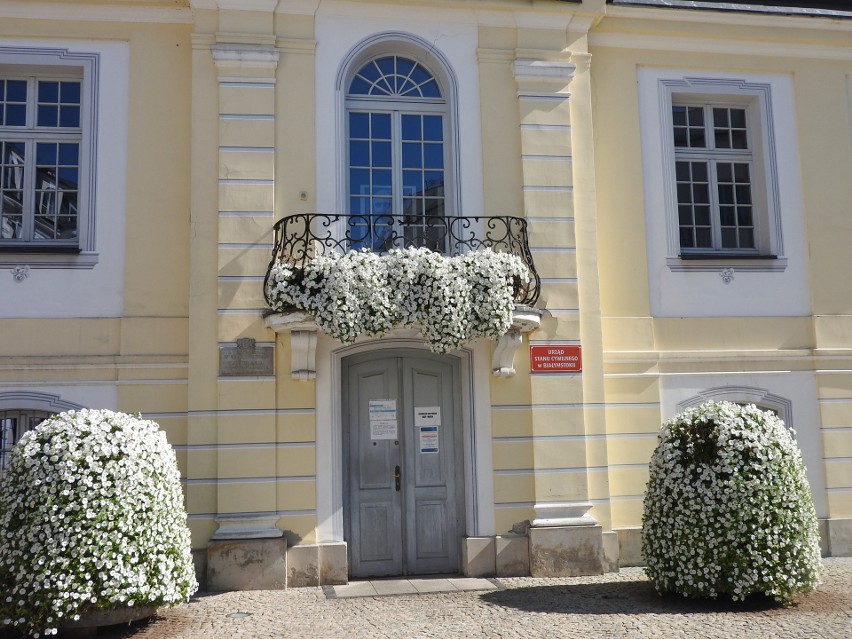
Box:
[394, 465, 401, 492]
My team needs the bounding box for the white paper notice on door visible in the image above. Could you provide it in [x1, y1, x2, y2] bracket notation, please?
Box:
[415, 407, 440, 453]
[369, 399, 397, 440]
[419, 426, 439, 453]
[414, 407, 440, 427]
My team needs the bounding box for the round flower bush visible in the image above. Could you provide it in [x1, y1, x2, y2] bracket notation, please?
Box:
[0, 409, 198, 637]
[642, 401, 821, 605]
[266, 246, 529, 353]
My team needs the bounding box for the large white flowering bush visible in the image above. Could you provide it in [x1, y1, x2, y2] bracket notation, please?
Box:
[0, 409, 198, 637]
[266, 246, 530, 353]
[642, 401, 821, 605]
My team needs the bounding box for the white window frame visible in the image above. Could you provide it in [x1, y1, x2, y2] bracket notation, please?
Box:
[657, 76, 786, 272]
[0, 46, 99, 269]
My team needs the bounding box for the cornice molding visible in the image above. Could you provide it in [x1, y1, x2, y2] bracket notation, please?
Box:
[604, 4, 852, 33]
[211, 43, 280, 72]
[590, 30, 852, 61]
[0, 1, 191, 23]
[191, 0, 278, 10]
[513, 58, 577, 87]
[476, 47, 515, 65]
[276, 37, 318, 55]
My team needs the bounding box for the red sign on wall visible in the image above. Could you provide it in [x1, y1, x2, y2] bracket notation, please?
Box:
[530, 345, 582, 373]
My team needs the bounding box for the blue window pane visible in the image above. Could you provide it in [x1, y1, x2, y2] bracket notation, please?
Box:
[401, 115, 421, 141]
[5, 104, 25, 126]
[349, 112, 369, 138]
[419, 79, 440, 98]
[424, 199, 444, 217]
[61, 81, 81, 103]
[38, 81, 59, 103]
[410, 66, 430, 85]
[36, 143, 57, 166]
[402, 143, 421, 169]
[403, 170, 423, 194]
[372, 197, 392, 214]
[397, 57, 413, 78]
[0, 82, 4, 101]
[59, 144, 79, 165]
[359, 62, 381, 83]
[424, 171, 444, 195]
[349, 140, 369, 167]
[372, 169, 392, 192]
[376, 57, 395, 76]
[59, 106, 80, 128]
[423, 116, 443, 141]
[423, 144, 443, 169]
[372, 141, 391, 168]
[350, 169, 370, 195]
[6, 80, 26, 102]
[349, 77, 370, 95]
[58, 167, 79, 188]
[370, 113, 391, 140]
[38, 105, 58, 127]
[3, 141, 25, 163]
[349, 196, 369, 215]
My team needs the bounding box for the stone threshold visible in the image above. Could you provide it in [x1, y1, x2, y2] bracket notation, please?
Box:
[323, 576, 501, 599]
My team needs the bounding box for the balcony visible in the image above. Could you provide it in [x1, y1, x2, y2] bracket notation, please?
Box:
[263, 213, 540, 307]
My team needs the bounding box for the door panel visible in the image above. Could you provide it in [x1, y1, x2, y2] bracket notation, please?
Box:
[346, 359, 402, 577]
[345, 351, 463, 578]
[403, 357, 460, 574]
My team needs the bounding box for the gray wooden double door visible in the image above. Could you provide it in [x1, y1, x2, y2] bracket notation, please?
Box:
[343, 351, 464, 578]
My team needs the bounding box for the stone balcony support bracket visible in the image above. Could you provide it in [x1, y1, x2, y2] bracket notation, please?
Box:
[265, 305, 542, 380]
[264, 311, 318, 380]
[492, 306, 543, 377]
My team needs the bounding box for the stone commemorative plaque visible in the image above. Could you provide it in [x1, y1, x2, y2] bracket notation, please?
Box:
[219, 338, 274, 376]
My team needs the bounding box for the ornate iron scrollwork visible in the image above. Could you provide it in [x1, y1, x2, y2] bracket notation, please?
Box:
[263, 213, 541, 307]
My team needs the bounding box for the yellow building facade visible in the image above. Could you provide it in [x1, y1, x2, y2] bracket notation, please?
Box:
[1, 0, 850, 587]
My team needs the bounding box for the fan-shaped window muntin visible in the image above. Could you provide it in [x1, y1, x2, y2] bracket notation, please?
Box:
[348, 55, 441, 99]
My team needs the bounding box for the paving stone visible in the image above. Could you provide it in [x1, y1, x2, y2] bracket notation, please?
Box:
[372, 579, 418, 595]
[97, 558, 852, 639]
[448, 577, 497, 591]
[411, 578, 455, 593]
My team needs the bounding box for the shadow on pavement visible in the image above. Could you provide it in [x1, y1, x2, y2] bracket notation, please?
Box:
[480, 580, 787, 615]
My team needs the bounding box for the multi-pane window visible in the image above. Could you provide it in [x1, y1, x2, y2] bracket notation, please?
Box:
[672, 103, 756, 254]
[0, 410, 51, 475]
[346, 55, 448, 252]
[0, 76, 82, 247]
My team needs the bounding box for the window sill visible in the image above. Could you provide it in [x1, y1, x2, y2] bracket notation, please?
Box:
[667, 255, 787, 273]
[0, 251, 99, 270]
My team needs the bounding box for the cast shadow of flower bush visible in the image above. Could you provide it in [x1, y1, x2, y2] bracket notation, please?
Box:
[480, 580, 785, 615]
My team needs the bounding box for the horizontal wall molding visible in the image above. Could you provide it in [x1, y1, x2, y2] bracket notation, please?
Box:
[188, 509, 316, 520]
[175, 442, 315, 451]
[184, 476, 314, 485]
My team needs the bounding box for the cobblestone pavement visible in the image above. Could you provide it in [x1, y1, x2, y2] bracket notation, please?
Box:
[93, 558, 852, 639]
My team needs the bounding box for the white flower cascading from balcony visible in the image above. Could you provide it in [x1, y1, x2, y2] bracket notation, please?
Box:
[266, 246, 530, 353]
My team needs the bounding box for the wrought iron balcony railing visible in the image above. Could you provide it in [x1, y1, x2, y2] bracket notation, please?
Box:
[263, 213, 540, 307]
